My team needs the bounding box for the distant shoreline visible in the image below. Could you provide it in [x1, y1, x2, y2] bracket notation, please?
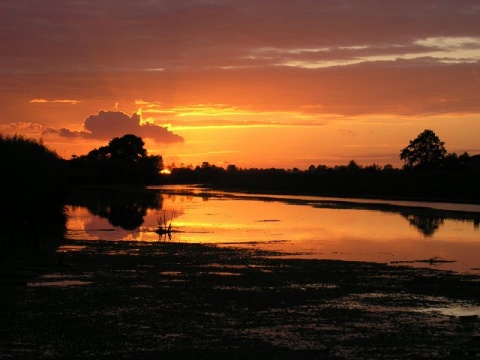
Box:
[163, 166, 480, 206]
[203, 183, 480, 206]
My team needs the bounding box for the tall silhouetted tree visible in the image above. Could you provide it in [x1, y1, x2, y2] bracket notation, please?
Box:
[400, 129, 447, 170]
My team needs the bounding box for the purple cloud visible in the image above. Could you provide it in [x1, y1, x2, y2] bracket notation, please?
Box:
[45, 111, 184, 143]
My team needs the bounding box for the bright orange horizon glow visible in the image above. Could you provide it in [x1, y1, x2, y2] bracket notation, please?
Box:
[1, 2, 479, 169]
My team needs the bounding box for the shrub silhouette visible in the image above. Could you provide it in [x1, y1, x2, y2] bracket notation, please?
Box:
[0, 134, 66, 249]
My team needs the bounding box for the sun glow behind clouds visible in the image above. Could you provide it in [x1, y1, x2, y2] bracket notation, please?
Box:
[3, 1, 479, 170]
[139, 101, 254, 117]
[135, 100, 324, 132]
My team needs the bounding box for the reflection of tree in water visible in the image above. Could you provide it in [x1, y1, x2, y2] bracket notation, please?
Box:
[92, 201, 148, 230]
[403, 214, 445, 237]
[68, 188, 163, 230]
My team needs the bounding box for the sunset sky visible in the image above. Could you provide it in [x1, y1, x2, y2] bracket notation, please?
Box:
[1, 0, 479, 169]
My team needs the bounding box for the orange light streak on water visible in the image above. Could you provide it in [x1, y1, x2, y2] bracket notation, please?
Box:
[66, 187, 480, 274]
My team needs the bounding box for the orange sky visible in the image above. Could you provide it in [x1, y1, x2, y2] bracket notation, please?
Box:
[1, 1, 479, 169]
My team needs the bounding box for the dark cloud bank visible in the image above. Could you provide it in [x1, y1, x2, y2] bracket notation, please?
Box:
[44, 111, 184, 143]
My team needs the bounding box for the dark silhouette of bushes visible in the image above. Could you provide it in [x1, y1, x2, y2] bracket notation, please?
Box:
[166, 159, 480, 203]
[0, 134, 66, 250]
[68, 134, 163, 184]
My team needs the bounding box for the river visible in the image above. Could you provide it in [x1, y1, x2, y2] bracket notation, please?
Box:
[65, 185, 480, 274]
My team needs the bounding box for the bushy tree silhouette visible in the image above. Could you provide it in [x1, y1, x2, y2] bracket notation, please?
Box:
[69, 134, 163, 184]
[108, 134, 148, 163]
[400, 129, 447, 170]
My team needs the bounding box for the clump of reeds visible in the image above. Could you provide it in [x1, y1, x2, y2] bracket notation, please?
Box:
[155, 210, 176, 238]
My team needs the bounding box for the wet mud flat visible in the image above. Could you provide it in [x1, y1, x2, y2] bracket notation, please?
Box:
[1, 241, 480, 359]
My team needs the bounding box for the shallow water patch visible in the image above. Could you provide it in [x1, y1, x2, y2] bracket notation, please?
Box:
[56, 245, 86, 252]
[27, 273, 92, 287]
[205, 271, 242, 276]
[421, 306, 480, 319]
[288, 283, 338, 291]
[214, 285, 264, 292]
[160, 271, 184, 276]
[27, 280, 92, 287]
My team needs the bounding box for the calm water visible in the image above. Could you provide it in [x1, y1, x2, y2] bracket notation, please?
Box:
[66, 185, 480, 274]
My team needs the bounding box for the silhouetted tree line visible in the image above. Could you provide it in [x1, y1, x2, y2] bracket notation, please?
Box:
[0, 135, 66, 250]
[166, 161, 480, 202]
[67, 134, 163, 184]
[166, 130, 480, 203]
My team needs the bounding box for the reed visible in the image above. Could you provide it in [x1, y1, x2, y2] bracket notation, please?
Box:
[155, 210, 176, 239]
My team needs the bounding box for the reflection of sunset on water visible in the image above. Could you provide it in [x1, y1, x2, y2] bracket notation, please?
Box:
[66, 187, 480, 274]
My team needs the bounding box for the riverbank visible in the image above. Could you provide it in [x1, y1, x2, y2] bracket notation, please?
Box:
[165, 165, 480, 205]
[1, 240, 480, 359]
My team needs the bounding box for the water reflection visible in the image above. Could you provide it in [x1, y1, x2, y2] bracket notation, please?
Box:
[402, 214, 444, 237]
[67, 187, 162, 230]
[65, 186, 480, 274]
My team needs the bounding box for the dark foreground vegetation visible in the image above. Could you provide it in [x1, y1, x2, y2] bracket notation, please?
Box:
[0, 135, 66, 251]
[1, 241, 480, 359]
